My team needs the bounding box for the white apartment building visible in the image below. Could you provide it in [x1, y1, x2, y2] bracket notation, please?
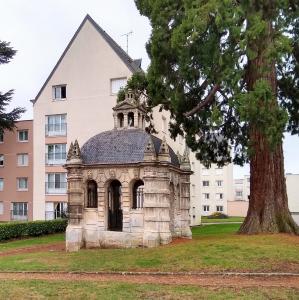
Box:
[199, 163, 234, 216]
[31, 14, 206, 225]
[234, 175, 250, 201]
[230, 174, 299, 223]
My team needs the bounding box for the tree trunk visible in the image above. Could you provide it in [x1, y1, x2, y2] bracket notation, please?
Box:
[239, 135, 299, 234]
[239, 19, 299, 234]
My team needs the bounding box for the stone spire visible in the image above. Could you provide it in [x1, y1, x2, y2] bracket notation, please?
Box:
[180, 146, 191, 170]
[66, 139, 82, 164]
[144, 136, 156, 161]
[158, 136, 170, 162]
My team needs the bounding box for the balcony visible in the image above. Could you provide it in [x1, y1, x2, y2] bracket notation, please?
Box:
[10, 210, 28, 221]
[45, 181, 67, 194]
[45, 123, 67, 137]
[45, 152, 67, 165]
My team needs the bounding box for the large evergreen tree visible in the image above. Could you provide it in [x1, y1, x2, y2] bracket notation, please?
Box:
[0, 41, 25, 131]
[130, 0, 299, 233]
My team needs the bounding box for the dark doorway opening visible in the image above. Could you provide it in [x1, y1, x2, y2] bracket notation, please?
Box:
[108, 180, 122, 231]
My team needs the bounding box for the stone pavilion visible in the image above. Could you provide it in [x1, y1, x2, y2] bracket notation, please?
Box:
[64, 91, 192, 251]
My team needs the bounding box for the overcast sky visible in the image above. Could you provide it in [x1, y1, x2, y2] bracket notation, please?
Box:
[0, 0, 298, 178]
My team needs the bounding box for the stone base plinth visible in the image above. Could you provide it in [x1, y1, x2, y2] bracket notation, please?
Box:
[66, 225, 83, 252]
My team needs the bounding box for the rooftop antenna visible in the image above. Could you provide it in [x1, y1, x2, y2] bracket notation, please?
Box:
[121, 31, 133, 54]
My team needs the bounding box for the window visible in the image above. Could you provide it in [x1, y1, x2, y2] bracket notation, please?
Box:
[203, 205, 210, 212]
[11, 202, 28, 221]
[0, 202, 3, 215]
[111, 78, 127, 94]
[132, 180, 144, 209]
[0, 155, 3, 166]
[216, 180, 223, 187]
[46, 173, 67, 194]
[45, 202, 67, 220]
[52, 85, 66, 100]
[202, 180, 209, 187]
[87, 180, 98, 208]
[46, 114, 67, 136]
[203, 193, 209, 200]
[0, 131, 3, 143]
[216, 205, 223, 212]
[17, 154, 29, 166]
[17, 178, 28, 191]
[216, 193, 223, 200]
[162, 116, 167, 133]
[236, 191, 243, 197]
[18, 130, 28, 142]
[46, 144, 66, 164]
[0, 178, 3, 191]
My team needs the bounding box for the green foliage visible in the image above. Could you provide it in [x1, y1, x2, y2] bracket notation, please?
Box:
[132, 0, 299, 165]
[0, 219, 67, 242]
[0, 40, 25, 132]
[207, 212, 228, 219]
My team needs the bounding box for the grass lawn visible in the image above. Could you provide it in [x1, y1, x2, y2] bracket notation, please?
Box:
[201, 216, 245, 223]
[0, 224, 298, 273]
[0, 280, 298, 300]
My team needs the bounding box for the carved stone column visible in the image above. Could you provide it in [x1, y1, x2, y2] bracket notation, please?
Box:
[64, 140, 84, 252]
[143, 166, 172, 247]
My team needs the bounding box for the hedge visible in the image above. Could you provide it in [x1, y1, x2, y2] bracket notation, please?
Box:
[0, 219, 67, 242]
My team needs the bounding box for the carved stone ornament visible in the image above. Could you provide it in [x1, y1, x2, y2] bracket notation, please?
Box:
[67, 139, 82, 161]
[159, 136, 169, 154]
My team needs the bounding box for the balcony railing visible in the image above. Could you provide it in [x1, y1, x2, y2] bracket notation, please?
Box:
[45, 181, 67, 194]
[10, 210, 28, 221]
[45, 123, 67, 136]
[45, 152, 67, 165]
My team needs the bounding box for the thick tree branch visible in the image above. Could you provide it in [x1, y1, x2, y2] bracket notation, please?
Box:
[184, 84, 220, 117]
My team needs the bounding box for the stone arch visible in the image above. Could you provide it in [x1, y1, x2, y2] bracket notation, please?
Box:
[107, 179, 123, 231]
[86, 180, 98, 208]
[128, 112, 134, 127]
[117, 113, 124, 128]
[130, 179, 144, 209]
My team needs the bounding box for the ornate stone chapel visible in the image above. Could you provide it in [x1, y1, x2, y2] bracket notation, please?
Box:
[64, 91, 192, 251]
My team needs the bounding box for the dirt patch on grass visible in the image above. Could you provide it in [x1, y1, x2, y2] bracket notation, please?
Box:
[0, 272, 298, 288]
[0, 243, 65, 257]
[167, 238, 194, 246]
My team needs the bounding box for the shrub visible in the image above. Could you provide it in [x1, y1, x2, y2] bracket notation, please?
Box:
[0, 219, 67, 242]
[207, 212, 228, 219]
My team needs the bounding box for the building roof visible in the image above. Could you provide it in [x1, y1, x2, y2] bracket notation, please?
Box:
[32, 14, 142, 104]
[81, 128, 180, 166]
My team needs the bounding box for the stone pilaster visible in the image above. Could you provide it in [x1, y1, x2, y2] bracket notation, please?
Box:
[180, 175, 192, 239]
[134, 110, 139, 128]
[64, 141, 84, 252]
[143, 167, 172, 247]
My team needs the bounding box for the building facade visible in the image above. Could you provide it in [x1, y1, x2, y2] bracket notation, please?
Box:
[30, 14, 209, 225]
[229, 174, 299, 224]
[0, 120, 33, 221]
[199, 163, 234, 216]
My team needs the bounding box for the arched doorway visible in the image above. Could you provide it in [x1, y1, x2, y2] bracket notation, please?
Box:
[108, 180, 122, 231]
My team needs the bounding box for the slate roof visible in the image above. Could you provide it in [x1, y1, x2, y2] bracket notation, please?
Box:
[81, 129, 180, 166]
[33, 14, 142, 103]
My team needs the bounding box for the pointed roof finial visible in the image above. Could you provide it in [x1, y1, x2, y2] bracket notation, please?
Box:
[144, 136, 156, 161]
[180, 145, 191, 170]
[66, 139, 82, 164]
